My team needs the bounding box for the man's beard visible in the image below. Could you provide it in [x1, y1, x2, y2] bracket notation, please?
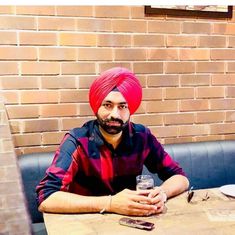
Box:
[97, 115, 129, 135]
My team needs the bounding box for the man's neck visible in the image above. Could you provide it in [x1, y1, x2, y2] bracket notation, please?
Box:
[99, 127, 122, 149]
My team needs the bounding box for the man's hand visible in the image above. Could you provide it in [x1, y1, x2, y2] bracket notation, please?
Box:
[109, 189, 163, 216]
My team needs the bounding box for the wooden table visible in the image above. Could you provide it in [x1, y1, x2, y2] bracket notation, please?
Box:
[44, 188, 235, 235]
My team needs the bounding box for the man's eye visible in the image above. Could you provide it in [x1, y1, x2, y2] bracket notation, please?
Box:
[119, 104, 128, 110]
[103, 103, 112, 109]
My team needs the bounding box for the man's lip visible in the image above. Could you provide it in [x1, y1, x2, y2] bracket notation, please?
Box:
[106, 121, 121, 126]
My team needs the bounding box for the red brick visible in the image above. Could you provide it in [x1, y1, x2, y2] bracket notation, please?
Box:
[114, 49, 146, 61]
[0, 62, 18, 75]
[22, 119, 59, 133]
[40, 104, 77, 117]
[148, 21, 180, 33]
[19, 32, 57, 46]
[148, 49, 178, 60]
[147, 75, 179, 87]
[60, 90, 89, 103]
[164, 137, 193, 144]
[20, 90, 59, 104]
[0, 32, 17, 45]
[95, 6, 130, 18]
[226, 111, 235, 122]
[42, 132, 66, 145]
[180, 75, 210, 86]
[165, 62, 195, 74]
[165, 88, 194, 99]
[112, 20, 146, 33]
[59, 33, 96, 46]
[6, 105, 39, 119]
[40, 76, 76, 89]
[0, 47, 37, 60]
[198, 36, 226, 48]
[97, 34, 131, 47]
[133, 35, 164, 47]
[0, 77, 39, 90]
[197, 87, 225, 98]
[210, 99, 235, 110]
[21, 62, 60, 75]
[62, 117, 93, 130]
[211, 49, 235, 60]
[131, 114, 163, 126]
[179, 49, 210, 60]
[213, 23, 235, 35]
[56, 6, 93, 17]
[133, 62, 163, 74]
[195, 135, 223, 142]
[227, 87, 235, 97]
[210, 123, 235, 134]
[39, 47, 77, 61]
[142, 88, 162, 100]
[146, 100, 178, 113]
[196, 62, 225, 73]
[179, 125, 209, 136]
[0, 16, 36, 30]
[19, 145, 57, 155]
[9, 120, 21, 133]
[228, 62, 235, 72]
[77, 19, 111, 32]
[164, 113, 194, 125]
[61, 62, 96, 75]
[212, 74, 235, 85]
[77, 48, 112, 61]
[130, 6, 145, 19]
[38, 17, 76, 31]
[167, 35, 197, 47]
[15, 6, 55, 15]
[228, 36, 235, 47]
[0, 91, 19, 104]
[13, 133, 41, 147]
[77, 104, 93, 116]
[77, 75, 97, 89]
[0, 6, 15, 14]
[183, 22, 211, 34]
[180, 100, 209, 111]
[98, 63, 132, 74]
[196, 111, 225, 123]
[150, 126, 178, 138]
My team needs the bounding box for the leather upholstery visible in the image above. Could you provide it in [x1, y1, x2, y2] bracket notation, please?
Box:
[143, 140, 235, 189]
[18, 140, 235, 231]
[18, 152, 54, 234]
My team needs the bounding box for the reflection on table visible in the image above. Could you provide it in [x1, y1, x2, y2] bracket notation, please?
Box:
[44, 188, 235, 235]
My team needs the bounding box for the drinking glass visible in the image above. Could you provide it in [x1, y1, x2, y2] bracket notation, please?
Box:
[136, 175, 154, 190]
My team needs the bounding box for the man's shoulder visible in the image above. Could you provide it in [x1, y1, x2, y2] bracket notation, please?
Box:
[70, 120, 95, 138]
[131, 122, 149, 134]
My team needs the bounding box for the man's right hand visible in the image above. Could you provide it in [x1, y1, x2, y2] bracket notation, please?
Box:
[109, 189, 159, 216]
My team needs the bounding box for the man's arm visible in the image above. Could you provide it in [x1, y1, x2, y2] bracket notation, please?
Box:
[39, 189, 162, 216]
[159, 174, 189, 199]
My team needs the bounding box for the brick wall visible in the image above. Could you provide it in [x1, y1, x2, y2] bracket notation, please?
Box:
[0, 6, 235, 155]
[0, 99, 31, 234]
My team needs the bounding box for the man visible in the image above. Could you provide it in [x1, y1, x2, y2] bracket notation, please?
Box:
[36, 67, 189, 216]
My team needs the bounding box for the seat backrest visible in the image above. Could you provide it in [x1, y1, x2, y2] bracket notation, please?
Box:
[143, 140, 235, 189]
[18, 152, 54, 223]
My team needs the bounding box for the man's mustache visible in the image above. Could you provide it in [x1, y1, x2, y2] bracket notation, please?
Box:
[103, 117, 124, 125]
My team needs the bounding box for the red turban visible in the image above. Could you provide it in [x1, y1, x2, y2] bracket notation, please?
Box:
[89, 67, 142, 115]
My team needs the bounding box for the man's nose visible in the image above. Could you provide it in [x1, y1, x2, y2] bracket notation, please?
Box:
[109, 106, 120, 119]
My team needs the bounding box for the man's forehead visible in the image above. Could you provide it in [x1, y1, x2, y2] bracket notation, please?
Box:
[102, 91, 127, 103]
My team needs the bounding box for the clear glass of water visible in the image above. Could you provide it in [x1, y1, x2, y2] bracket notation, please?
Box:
[136, 175, 154, 190]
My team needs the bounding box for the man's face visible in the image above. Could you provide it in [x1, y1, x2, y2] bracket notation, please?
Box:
[97, 91, 130, 135]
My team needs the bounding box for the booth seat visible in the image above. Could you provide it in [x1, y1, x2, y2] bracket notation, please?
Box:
[18, 140, 235, 234]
